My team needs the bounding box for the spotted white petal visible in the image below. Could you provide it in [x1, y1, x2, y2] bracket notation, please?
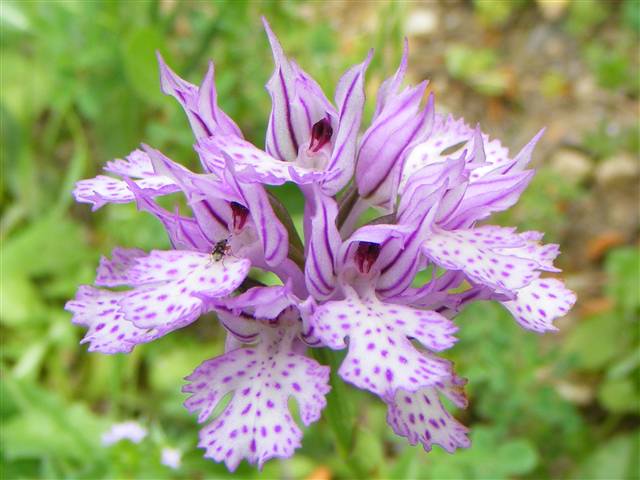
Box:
[120, 250, 250, 330]
[311, 288, 457, 398]
[183, 325, 330, 471]
[95, 247, 145, 287]
[66, 286, 155, 354]
[422, 227, 540, 294]
[387, 378, 470, 453]
[502, 278, 576, 332]
[73, 149, 179, 210]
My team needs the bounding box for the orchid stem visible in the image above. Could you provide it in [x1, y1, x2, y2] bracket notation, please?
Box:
[312, 348, 369, 478]
[336, 183, 359, 230]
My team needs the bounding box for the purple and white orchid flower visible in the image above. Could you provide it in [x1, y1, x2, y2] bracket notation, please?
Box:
[67, 19, 575, 471]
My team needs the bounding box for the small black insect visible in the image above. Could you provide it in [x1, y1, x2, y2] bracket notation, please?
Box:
[211, 238, 232, 263]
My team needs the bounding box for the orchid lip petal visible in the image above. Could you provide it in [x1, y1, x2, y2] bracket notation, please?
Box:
[95, 247, 146, 287]
[183, 322, 330, 471]
[386, 378, 470, 453]
[311, 287, 457, 399]
[421, 226, 542, 295]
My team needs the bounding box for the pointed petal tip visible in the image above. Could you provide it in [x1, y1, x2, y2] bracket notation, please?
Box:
[155, 50, 166, 64]
[399, 38, 409, 69]
[365, 48, 375, 66]
[426, 90, 435, 105]
[261, 16, 284, 60]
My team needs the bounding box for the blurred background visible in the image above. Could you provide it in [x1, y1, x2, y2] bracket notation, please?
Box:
[1, 1, 638, 478]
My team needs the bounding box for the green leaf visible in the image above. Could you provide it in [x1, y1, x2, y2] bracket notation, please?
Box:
[605, 247, 640, 316]
[571, 431, 640, 479]
[1, 378, 108, 465]
[495, 439, 539, 475]
[1, 215, 91, 279]
[597, 377, 640, 413]
[565, 0, 609, 37]
[386, 446, 424, 479]
[564, 314, 626, 370]
[0, 274, 45, 326]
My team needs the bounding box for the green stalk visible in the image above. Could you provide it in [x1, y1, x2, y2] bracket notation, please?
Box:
[336, 183, 359, 230]
[312, 348, 369, 478]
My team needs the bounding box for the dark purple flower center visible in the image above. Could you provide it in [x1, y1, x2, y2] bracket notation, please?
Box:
[230, 201, 250, 231]
[308, 118, 333, 153]
[355, 241, 381, 274]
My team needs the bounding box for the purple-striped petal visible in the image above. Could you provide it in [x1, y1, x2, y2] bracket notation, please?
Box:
[442, 170, 534, 229]
[305, 188, 341, 300]
[236, 179, 288, 267]
[200, 135, 325, 186]
[263, 18, 335, 162]
[197, 61, 243, 138]
[376, 196, 441, 298]
[322, 51, 372, 194]
[357, 41, 434, 208]
[157, 53, 242, 139]
[398, 156, 466, 226]
[126, 179, 213, 252]
[144, 145, 233, 243]
[400, 114, 475, 189]
[216, 284, 297, 321]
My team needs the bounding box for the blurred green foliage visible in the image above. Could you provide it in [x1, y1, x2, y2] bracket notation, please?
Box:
[1, 1, 639, 479]
[444, 45, 510, 97]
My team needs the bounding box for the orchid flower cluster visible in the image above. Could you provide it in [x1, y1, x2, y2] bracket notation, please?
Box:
[66, 20, 576, 471]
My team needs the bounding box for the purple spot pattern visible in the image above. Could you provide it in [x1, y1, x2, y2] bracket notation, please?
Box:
[95, 247, 146, 287]
[183, 326, 330, 471]
[120, 250, 250, 330]
[400, 113, 510, 189]
[66, 20, 579, 473]
[65, 286, 157, 353]
[386, 375, 470, 453]
[311, 289, 457, 397]
[502, 278, 577, 333]
[422, 227, 542, 294]
[72, 149, 179, 210]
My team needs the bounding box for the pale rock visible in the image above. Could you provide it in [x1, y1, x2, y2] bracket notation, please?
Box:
[550, 148, 593, 184]
[406, 8, 438, 37]
[595, 154, 639, 187]
[536, 0, 570, 21]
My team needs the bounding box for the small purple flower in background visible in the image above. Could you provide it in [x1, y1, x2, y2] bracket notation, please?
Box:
[67, 18, 576, 471]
